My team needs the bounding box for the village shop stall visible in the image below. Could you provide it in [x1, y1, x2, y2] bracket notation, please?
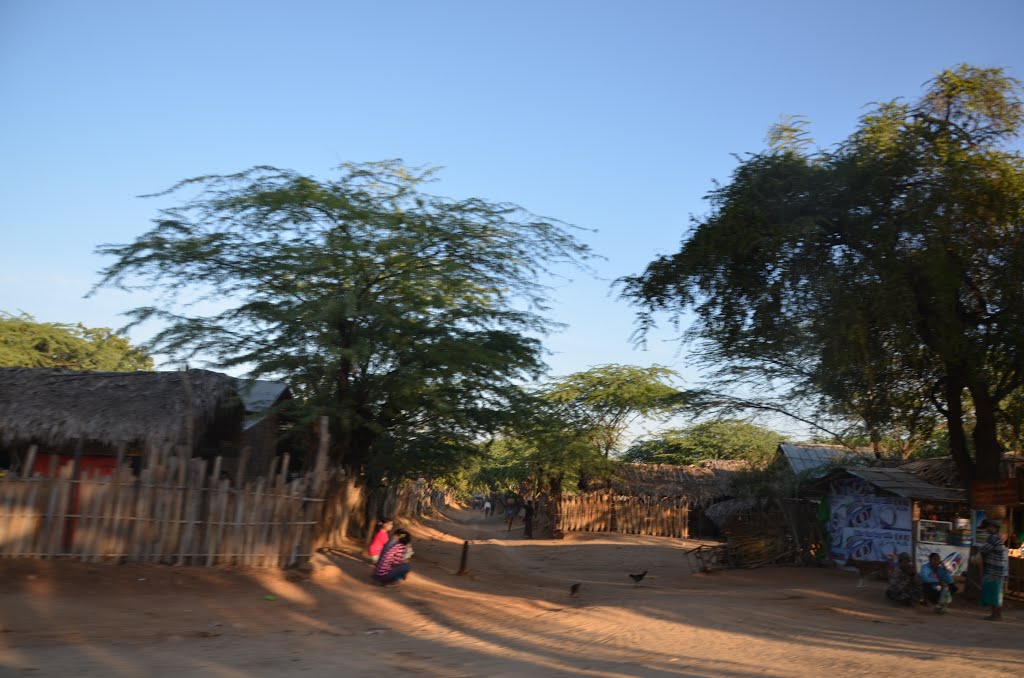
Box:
[814, 467, 970, 575]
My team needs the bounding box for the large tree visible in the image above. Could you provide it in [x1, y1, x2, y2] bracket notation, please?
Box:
[623, 66, 1024, 486]
[93, 161, 591, 476]
[542, 364, 681, 458]
[0, 312, 153, 371]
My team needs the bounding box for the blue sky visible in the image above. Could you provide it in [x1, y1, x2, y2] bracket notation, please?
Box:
[2, 1, 1022, 435]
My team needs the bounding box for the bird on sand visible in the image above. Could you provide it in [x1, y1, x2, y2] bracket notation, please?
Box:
[629, 570, 648, 585]
[570, 583, 581, 597]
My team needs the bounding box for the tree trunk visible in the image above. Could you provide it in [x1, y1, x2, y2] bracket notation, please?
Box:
[943, 373, 974, 487]
[968, 380, 1004, 483]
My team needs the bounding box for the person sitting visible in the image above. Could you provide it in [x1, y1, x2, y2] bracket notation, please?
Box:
[885, 552, 918, 606]
[373, 529, 413, 586]
[919, 552, 957, 612]
[368, 517, 394, 563]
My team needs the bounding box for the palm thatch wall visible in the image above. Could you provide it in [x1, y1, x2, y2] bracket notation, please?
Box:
[0, 367, 241, 452]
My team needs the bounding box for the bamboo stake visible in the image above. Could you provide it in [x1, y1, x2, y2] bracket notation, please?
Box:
[13, 478, 37, 557]
[21, 445, 38, 479]
[0, 476, 13, 555]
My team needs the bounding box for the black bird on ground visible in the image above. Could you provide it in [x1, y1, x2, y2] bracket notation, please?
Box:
[570, 583, 581, 597]
[629, 570, 648, 585]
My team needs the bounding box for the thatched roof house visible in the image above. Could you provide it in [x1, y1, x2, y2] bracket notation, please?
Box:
[598, 460, 747, 505]
[0, 367, 242, 456]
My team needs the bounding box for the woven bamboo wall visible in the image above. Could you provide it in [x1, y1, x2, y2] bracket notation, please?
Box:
[0, 450, 327, 567]
[556, 494, 690, 538]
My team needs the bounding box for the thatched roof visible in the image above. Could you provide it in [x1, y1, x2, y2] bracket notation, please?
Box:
[899, 457, 960, 487]
[900, 455, 1024, 488]
[600, 460, 747, 504]
[0, 368, 240, 450]
[705, 496, 768, 527]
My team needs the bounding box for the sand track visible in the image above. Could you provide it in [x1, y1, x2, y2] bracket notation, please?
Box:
[0, 507, 1021, 676]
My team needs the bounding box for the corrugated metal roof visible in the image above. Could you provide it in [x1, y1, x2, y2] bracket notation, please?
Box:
[237, 380, 289, 414]
[778, 443, 865, 477]
[236, 380, 290, 429]
[844, 467, 965, 502]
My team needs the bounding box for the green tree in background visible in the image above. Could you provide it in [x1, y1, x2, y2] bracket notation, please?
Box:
[543, 364, 681, 458]
[464, 395, 614, 499]
[623, 65, 1024, 485]
[622, 419, 784, 467]
[92, 161, 592, 476]
[0, 312, 153, 371]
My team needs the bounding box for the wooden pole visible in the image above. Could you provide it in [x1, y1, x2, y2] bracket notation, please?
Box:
[457, 540, 470, 576]
[64, 439, 84, 553]
[21, 444, 38, 479]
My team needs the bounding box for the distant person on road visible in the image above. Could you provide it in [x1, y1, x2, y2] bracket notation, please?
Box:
[483, 499, 492, 517]
[368, 518, 394, 563]
[977, 519, 1008, 620]
[373, 529, 413, 586]
[505, 501, 517, 531]
[523, 501, 535, 539]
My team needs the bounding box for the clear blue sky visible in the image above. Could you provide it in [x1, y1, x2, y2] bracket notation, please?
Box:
[2, 1, 1022, 434]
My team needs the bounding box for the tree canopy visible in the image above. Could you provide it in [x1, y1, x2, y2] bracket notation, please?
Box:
[622, 65, 1024, 485]
[542, 364, 681, 458]
[93, 161, 592, 476]
[0, 312, 153, 371]
[622, 419, 784, 467]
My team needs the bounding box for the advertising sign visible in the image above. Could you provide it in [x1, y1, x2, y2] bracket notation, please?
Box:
[915, 543, 970, 576]
[829, 491, 913, 564]
[970, 480, 1019, 507]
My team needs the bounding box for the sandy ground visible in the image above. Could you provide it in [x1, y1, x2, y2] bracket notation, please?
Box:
[0, 508, 1022, 677]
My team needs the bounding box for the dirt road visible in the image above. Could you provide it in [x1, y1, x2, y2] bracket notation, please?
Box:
[1, 508, 1021, 677]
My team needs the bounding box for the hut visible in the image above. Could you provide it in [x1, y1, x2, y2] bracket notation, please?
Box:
[774, 442, 872, 478]
[0, 367, 243, 477]
[237, 379, 293, 482]
[808, 466, 971, 575]
[573, 460, 745, 537]
[608, 460, 744, 504]
[901, 455, 1024, 595]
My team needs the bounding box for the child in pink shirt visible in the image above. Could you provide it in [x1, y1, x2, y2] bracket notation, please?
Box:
[368, 518, 394, 563]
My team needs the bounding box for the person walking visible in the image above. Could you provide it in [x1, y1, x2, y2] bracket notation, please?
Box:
[523, 501, 535, 539]
[483, 499, 492, 517]
[505, 501, 517, 531]
[977, 519, 1009, 620]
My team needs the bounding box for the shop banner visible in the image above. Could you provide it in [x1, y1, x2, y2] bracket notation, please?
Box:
[915, 543, 970, 576]
[829, 491, 912, 564]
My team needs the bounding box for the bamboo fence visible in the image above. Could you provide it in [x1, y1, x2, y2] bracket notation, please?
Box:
[556, 494, 690, 538]
[0, 440, 330, 567]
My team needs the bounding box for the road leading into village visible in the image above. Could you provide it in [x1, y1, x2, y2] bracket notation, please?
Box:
[1, 507, 1021, 676]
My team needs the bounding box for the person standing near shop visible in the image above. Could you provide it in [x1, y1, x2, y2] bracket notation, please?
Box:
[977, 519, 1009, 621]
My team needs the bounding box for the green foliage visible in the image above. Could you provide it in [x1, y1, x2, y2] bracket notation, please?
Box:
[622, 65, 1024, 483]
[621, 419, 784, 467]
[92, 161, 592, 476]
[0, 312, 153, 371]
[543, 364, 682, 457]
[452, 388, 616, 498]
